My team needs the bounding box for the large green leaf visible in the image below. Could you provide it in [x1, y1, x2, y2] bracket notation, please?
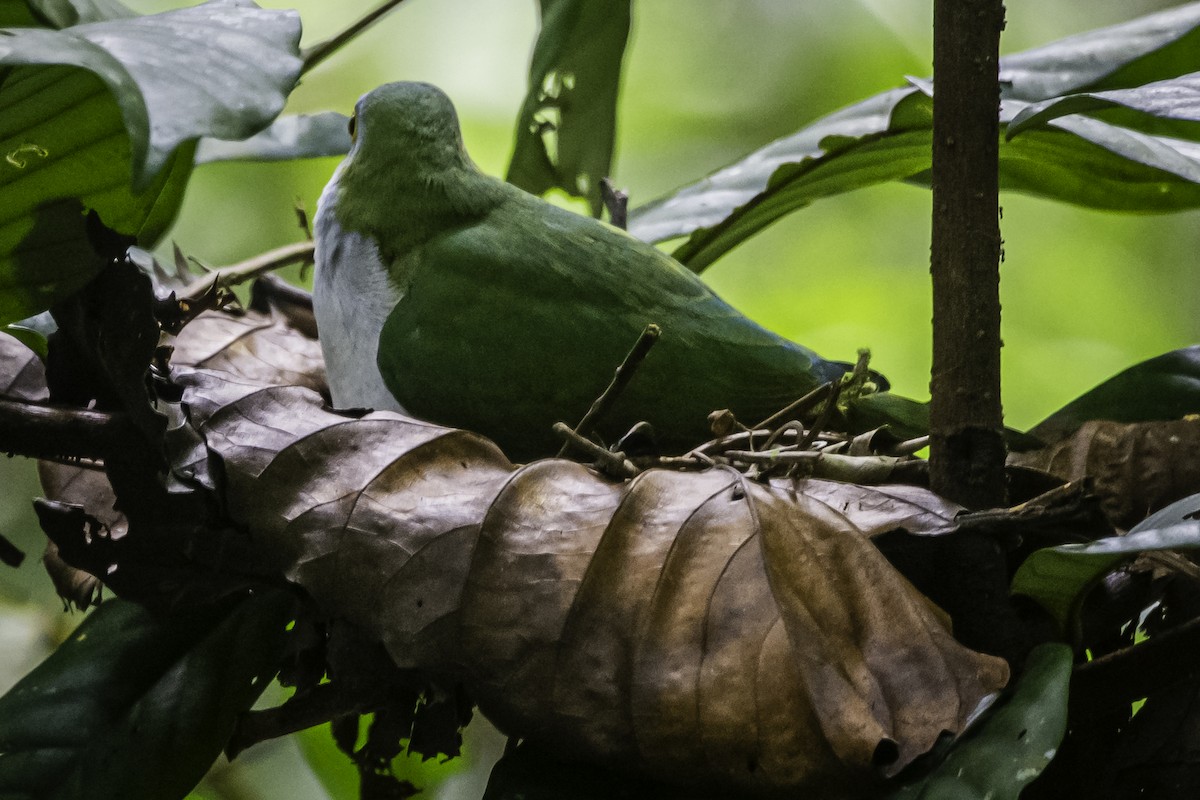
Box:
[1011, 493, 1200, 633]
[0, 592, 295, 800]
[627, 3, 1200, 271]
[888, 644, 1072, 800]
[1027, 346, 1200, 443]
[0, 0, 302, 325]
[506, 0, 631, 217]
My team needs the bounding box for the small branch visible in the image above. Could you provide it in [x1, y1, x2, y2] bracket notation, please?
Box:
[557, 323, 661, 457]
[1071, 612, 1200, 719]
[798, 378, 843, 450]
[552, 422, 638, 479]
[0, 396, 138, 462]
[301, 0, 412, 76]
[228, 682, 383, 759]
[752, 381, 833, 433]
[179, 241, 315, 306]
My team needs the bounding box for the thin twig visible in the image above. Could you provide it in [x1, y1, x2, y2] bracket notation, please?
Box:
[557, 323, 661, 457]
[228, 682, 383, 759]
[179, 241, 315, 305]
[552, 422, 638, 479]
[1071, 611, 1200, 720]
[301, 0, 413, 76]
[600, 178, 628, 229]
[798, 379, 843, 450]
[752, 381, 833, 432]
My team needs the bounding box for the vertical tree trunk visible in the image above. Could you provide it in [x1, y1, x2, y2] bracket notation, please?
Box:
[927, 0, 1027, 663]
[930, 0, 1007, 510]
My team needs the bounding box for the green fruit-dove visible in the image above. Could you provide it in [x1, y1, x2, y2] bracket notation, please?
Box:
[313, 82, 863, 461]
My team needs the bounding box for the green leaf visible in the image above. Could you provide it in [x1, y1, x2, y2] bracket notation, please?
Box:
[0, 0, 302, 325]
[888, 643, 1072, 800]
[0, 593, 296, 800]
[195, 112, 352, 165]
[998, 1, 1200, 100]
[1028, 346, 1200, 443]
[628, 88, 934, 270]
[1008, 72, 1200, 141]
[628, 3, 1200, 271]
[27, 0, 136, 28]
[1012, 494, 1200, 633]
[506, 0, 631, 217]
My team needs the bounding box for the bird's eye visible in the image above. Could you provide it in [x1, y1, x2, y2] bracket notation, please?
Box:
[348, 113, 357, 142]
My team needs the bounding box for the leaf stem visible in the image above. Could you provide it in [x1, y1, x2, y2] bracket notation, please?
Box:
[301, 0, 412, 76]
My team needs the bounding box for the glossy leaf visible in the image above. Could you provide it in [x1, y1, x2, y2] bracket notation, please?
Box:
[1012, 493, 1200, 632]
[175, 365, 1006, 797]
[195, 113, 352, 165]
[888, 643, 1072, 800]
[997, 2, 1200, 100]
[627, 3, 1200, 270]
[506, 0, 631, 216]
[0, 593, 295, 800]
[1008, 72, 1200, 140]
[1028, 345, 1200, 443]
[0, 1, 302, 324]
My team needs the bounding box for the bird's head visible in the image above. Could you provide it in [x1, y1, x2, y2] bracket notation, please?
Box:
[347, 81, 472, 176]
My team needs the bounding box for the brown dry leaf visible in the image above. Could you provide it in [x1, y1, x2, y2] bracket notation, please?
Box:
[7, 303, 326, 606]
[169, 308, 327, 396]
[179, 371, 1008, 797]
[37, 461, 122, 609]
[1010, 418, 1200, 529]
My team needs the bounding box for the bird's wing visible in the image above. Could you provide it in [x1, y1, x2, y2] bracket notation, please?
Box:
[378, 191, 840, 456]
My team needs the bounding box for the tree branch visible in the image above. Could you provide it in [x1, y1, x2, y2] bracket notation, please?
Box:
[0, 396, 137, 462]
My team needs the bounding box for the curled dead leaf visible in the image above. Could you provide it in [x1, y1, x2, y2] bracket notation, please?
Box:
[1010, 418, 1200, 529]
[178, 370, 1008, 796]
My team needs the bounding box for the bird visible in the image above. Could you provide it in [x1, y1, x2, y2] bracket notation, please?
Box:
[312, 81, 865, 462]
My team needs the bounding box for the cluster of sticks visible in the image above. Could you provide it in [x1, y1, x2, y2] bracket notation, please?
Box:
[551, 324, 930, 482]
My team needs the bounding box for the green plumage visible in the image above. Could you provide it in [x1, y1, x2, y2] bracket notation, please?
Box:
[318, 82, 850, 461]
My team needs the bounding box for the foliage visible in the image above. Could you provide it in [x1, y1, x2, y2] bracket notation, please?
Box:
[0, 1, 1199, 800]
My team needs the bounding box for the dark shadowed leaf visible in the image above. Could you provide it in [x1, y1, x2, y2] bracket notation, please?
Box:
[175, 370, 1007, 796]
[0, 1, 39, 26]
[888, 643, 1072, 800]
[506, 0, 631, 217]
[627, 4, 1200, 270]
[196, 112, 353, 165]
[27, 0, 136, 27]
[1028, 346, 1200, 443]
[0, 592, 295, 800]
[1012, 493, 1200, 631]
[0, 0, 302, 324]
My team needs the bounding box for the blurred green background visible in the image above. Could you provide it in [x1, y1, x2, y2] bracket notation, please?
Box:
[1, 1, 1196, 797]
